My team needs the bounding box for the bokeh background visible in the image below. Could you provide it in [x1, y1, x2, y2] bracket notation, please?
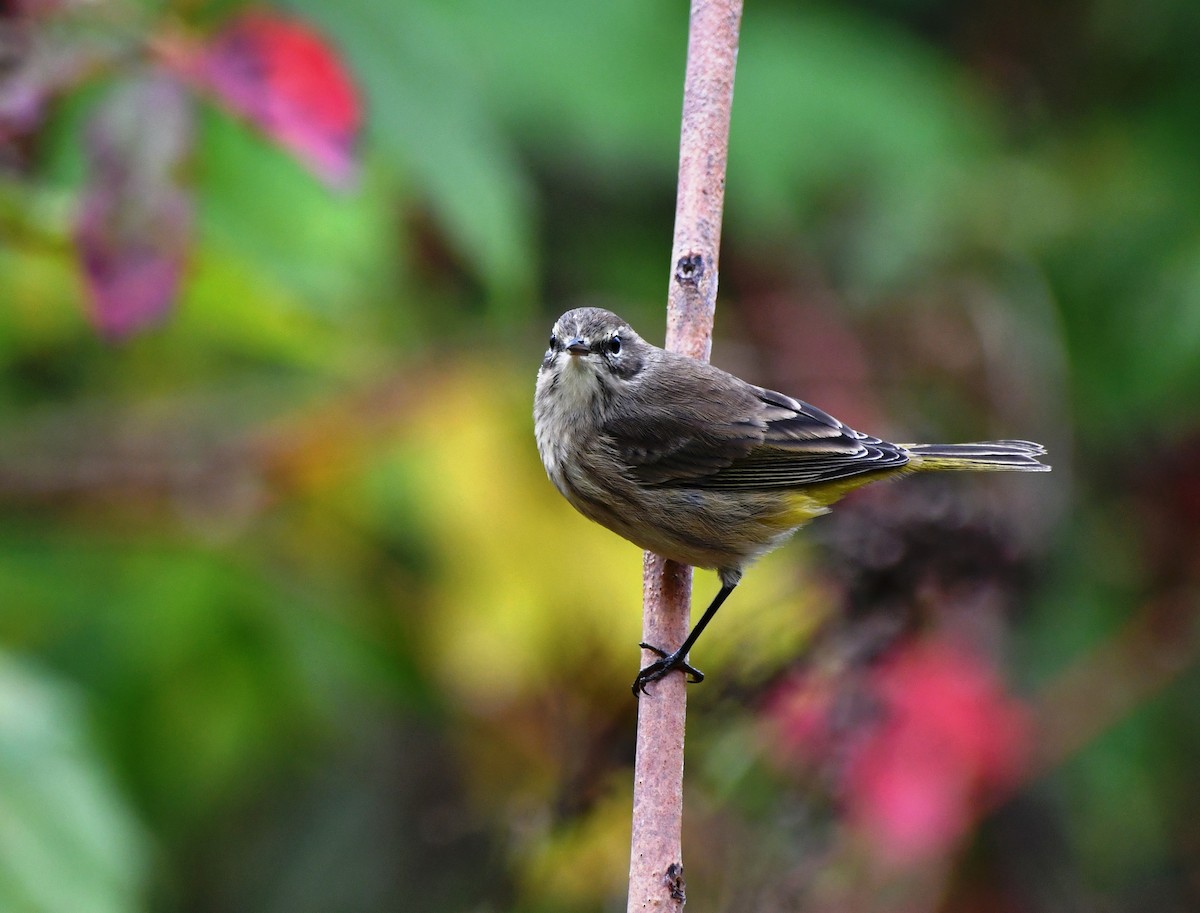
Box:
[3, 0, 1200, 911]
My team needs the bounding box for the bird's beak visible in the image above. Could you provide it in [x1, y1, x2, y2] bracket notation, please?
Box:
[565, 337, 589, 356]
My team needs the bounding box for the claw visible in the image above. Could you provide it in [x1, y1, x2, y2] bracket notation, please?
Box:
[632, 643, 705, 696]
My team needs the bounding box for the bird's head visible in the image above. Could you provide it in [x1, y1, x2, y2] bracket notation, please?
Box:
[539, 308, 650, 407]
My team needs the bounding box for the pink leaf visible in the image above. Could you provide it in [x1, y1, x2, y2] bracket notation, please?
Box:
[765, 637, 1031, 868]
[844, 640, 1031, 866]
[184, 12, 362, 188]
[75, 75, 194, 340]
[762, 671, 838, 766]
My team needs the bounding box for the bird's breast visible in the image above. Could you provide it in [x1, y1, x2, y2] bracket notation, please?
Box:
[535, 366, 598, 491]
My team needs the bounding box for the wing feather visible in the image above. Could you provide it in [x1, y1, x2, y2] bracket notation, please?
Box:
[603, 356, 908, 490]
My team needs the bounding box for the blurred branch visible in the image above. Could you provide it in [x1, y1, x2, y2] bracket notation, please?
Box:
[0, 370, 425, 521]
[628, 1, 742, 910]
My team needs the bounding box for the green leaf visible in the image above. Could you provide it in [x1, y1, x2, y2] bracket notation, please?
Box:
[281, 0, 538, 310]
[0, 655, 147, 913]
[729, 5, 994, 291]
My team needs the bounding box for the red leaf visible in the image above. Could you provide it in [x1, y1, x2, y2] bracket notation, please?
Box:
[75, 75, 193, 339]
[765, 637, 1031, 868]
[187, 12, 362, 187]
[844, 640, 1031, 866]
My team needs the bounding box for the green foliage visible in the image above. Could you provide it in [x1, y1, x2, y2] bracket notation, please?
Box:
[0, 655, 146, 913]
[730, 5, 994, 290]
[282, 0, 539, 311]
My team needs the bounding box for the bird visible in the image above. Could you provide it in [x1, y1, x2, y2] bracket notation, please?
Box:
[533, 306, 1050, 694]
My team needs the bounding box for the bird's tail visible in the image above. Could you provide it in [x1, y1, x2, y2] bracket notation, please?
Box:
[903, 439, 1051, 472]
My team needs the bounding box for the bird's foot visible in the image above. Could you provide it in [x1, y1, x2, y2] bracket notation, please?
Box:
[632, 642, 704, 696]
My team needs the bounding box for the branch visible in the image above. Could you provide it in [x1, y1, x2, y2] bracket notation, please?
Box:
[627, 1, 742, 910]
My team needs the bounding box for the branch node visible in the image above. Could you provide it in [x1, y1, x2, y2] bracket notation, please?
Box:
[664, 862, 687, 903]
[674, 252, 705, 285]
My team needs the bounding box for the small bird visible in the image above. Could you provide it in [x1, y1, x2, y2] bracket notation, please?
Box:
[533, 307, 1050, 694]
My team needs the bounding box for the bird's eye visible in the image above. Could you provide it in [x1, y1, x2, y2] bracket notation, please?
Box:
[606, 335, 622, 355]
[548, 333, 558, 351]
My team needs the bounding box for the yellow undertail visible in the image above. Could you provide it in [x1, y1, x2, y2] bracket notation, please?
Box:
[774, 439, 1050, 524]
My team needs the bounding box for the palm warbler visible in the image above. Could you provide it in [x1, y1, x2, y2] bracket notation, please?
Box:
[534, 307, 1049, 694]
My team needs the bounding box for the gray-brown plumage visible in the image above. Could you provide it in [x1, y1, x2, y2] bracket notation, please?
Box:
[533, 307, 1049, 693]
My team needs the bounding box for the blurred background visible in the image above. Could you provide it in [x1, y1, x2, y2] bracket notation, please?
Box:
[3, 0, 1200, 910]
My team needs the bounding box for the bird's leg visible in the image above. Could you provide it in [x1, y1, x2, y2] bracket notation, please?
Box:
[633, 583, 737, 696]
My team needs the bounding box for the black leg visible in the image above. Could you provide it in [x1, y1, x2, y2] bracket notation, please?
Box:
[632, 583, 737, 696]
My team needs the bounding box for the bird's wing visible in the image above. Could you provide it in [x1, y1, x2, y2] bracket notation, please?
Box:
[602, 363, 765, 482]
[607, 370, 908, 489]
[702, 388, 910, 489]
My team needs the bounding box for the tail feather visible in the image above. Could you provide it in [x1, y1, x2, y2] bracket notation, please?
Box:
[903, 439, 1050, 472]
